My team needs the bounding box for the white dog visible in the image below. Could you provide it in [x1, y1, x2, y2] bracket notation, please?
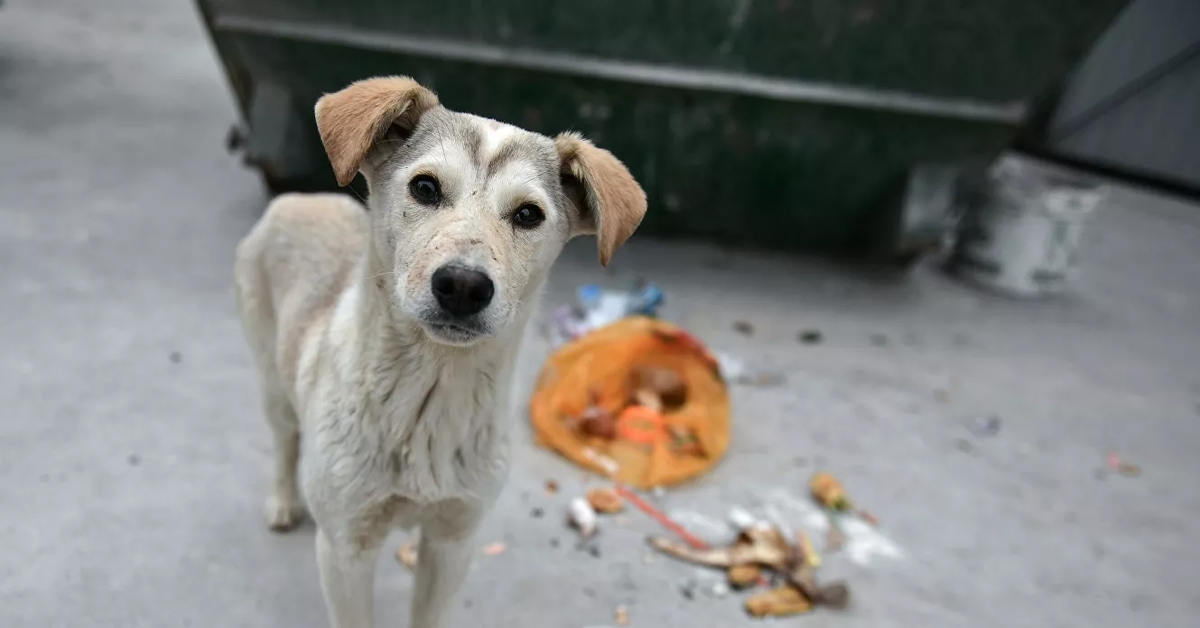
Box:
[233, 76, 647, 628]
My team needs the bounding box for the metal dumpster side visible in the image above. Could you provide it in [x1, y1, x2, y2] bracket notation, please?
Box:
[197, 0, 1126, 258]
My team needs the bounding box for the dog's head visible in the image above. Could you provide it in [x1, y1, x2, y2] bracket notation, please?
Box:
[314, 76, 646, 346]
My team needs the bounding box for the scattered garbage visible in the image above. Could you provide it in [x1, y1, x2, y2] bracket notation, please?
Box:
[546, 282, 666, 347]
[745, 584, 813, 617]
[545, 281, 778, 389]
[614, 604, 630, 626]
[648, 522, 850, 618]
[869, 333, 889, 347]
[395, 541, 418, 569]
[1108, 452, 1141, 477]
[968, 415, 1002, 437]
[727, 564, 763, 589]
[481, 542, 507, 556]
[568, 497, 599, 538]
[811, 471, 879, 526]
[544, 479, 559, 495]
[717, 353, 785, 387]
[1119, 463, 1142, 478]
[587, 487, 626, 514]
[810, 472, 851, 511]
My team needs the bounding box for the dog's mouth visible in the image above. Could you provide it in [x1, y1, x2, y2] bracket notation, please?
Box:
[421, 319, 490, 345]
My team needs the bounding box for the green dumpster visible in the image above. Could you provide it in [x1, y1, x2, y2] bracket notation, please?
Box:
[198, 0, 1125, 260]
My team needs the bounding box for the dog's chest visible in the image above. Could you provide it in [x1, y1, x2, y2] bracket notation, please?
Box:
[384, 369, 507, 498]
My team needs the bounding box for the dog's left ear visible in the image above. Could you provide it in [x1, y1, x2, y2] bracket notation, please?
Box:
[555, 132, 647, 267]
[314, 76, 440, 186]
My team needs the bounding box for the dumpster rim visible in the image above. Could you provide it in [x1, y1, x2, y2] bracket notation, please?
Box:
[211, 14, 1027, 125]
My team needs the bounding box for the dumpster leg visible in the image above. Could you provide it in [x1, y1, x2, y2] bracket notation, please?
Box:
[239, 82, 321, 195]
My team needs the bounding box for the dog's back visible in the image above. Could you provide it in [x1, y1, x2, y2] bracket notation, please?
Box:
[233, 192, 367, 420]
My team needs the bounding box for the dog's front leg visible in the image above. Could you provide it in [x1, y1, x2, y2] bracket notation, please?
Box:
[409, 520, 478, 628]
[316, 527, 381, 628]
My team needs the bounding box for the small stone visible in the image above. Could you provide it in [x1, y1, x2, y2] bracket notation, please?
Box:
[549, 537, 560, 548]
[798, 330, 823, 345]
[732, 320, 755, 336]
[710, 582, 730, 598]
[869, 333, 889, 347]
[589, 545, 601, 558]
[168, 351, 182, 364]
[531, 507, 544, 518]
[127, 454, 140, 467]
[955, 438, 973, 452]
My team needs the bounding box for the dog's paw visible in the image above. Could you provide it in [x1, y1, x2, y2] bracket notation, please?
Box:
[264, 495, 306, 532]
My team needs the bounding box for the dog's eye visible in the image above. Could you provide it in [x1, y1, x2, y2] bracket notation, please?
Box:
[409, 175, 441, 205]
[511, 204, 545, 229]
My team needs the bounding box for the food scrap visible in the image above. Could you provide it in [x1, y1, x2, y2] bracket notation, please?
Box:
[648, 522, 851, 619]
[615, 604, 630, 627]
[587, 487, 626, 514]
[544, 479, 559, 495]
[1118, 462, 1141, 477]
[395, 541, 418, 569]
[481, 542, 506, 556]
[727, 564, 763, 589]
[811, 471, 879, 526]
[810, 471, 852, 511]
[745, 585, 812, 618]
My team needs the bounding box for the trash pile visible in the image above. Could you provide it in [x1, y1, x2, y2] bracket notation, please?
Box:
[639, 472, 875, 619]
[529, 316, 731, 489]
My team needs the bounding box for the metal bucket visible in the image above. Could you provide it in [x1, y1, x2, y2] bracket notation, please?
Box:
[952, 157, 1107, 297]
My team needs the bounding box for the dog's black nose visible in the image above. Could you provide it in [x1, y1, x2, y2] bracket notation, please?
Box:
[431, 266, 494, 317]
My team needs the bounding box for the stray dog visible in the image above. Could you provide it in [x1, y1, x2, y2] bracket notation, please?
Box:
[233, 76, 647, 628]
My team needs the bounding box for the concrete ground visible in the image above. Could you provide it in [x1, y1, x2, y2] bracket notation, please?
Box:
[2, 1, 1199, 627]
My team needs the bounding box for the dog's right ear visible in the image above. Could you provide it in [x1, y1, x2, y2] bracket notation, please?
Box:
[314, 76, 440, 186]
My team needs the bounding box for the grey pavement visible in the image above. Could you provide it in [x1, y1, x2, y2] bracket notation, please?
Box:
[2, 1, 1199, 627]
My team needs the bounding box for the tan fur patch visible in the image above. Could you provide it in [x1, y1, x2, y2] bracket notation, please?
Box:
[554, 132, 648, 266]
[314, 76, 441, 186]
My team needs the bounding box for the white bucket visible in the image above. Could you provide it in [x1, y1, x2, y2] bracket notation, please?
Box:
[953, 158, 1107, 297]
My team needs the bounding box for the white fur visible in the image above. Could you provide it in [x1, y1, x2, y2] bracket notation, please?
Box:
[234, 77, 646, 628]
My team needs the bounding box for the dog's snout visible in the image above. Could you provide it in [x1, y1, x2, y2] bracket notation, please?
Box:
[431, 266, 494, 317]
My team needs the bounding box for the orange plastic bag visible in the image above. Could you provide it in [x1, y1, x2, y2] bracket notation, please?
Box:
[529, 316, 731, 489]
